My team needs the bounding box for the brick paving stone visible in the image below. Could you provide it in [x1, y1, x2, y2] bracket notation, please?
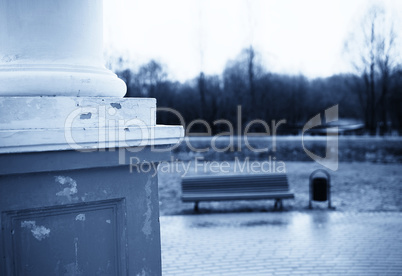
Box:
[161, 211, 402, 275]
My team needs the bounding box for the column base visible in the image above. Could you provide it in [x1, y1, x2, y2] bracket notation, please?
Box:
[0, 65, 126, 97]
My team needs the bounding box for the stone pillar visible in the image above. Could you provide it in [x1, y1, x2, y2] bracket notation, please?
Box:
[0, 0, 126, 97]
[0, 1, 183, 275]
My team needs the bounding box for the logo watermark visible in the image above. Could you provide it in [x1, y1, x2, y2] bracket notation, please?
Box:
[302, 105, 338, 171]
[63, 104, 339, 172]
[130, 156, 286, 177]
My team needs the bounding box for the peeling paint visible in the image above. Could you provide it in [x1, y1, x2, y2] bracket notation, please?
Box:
[21, 220, 50, 241]
[64, 262, 82, 276]
[21, 220, 35, 228]
[61, 237, 83, 275]
[55, 176, 78, 201]
[75, 214, 86, 221]
[136, 269, 147, 276]
[110, 103, 122, 109]
[31, 226, 51, 241]
[1, 54, 19, 62]
[80, 112, 92, 119]
[55, 260, 61, 274]
[75, 237, 79, 269]
[142, 179, 152, 238]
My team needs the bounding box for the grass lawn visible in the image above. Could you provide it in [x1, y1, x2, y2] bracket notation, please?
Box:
[157, 161, 402, 215]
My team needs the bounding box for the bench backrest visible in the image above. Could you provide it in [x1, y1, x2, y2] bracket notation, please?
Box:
[182, 174, 289, 194]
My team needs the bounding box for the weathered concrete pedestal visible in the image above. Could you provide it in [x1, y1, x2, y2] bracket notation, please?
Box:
[0, 98, 183, 275]
[0, 1, 183, 275]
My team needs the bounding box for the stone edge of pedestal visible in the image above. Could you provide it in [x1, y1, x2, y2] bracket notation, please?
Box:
[0, 125, 184, 154]
[0, 97, 157, 129]
[0, 144, 178, 176]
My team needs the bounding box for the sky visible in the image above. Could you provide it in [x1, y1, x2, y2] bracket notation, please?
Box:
[103, 0, 402, 82]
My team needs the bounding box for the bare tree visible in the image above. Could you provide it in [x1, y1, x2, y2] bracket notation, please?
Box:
[198, 72, 207, 119]
[376, 13, 397, 134]
[136, 60, 167, 97]
[345, 4, 399, 134]
[246, 46, 256, 114]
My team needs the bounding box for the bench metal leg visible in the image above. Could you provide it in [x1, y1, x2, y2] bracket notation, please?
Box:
[274, 199, 283, 210]
[194, 202, 199, 212]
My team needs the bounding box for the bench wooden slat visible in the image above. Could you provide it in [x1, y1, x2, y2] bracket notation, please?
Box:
[183, 180, 287, 185]
[183, 186, 290, 190]
[184, 180, 287, 183]
[182, 192, 294, 202]
[183, 176, 286, 182]
[183, 184, 288, 188]
[181, 189, 293, 193]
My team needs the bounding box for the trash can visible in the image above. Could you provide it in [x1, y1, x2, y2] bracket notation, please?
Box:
[312, 177, 328, 201]
[309, 169, 332, 209]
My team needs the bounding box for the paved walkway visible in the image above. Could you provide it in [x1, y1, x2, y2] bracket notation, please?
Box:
[160, 211, 402, 275]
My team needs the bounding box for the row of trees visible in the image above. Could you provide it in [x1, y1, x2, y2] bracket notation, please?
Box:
[112, 4, 402, 135]
[114, 53, 401, 135]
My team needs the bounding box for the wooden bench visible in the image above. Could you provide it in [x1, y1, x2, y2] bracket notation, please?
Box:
[181, 174, 294, 211]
